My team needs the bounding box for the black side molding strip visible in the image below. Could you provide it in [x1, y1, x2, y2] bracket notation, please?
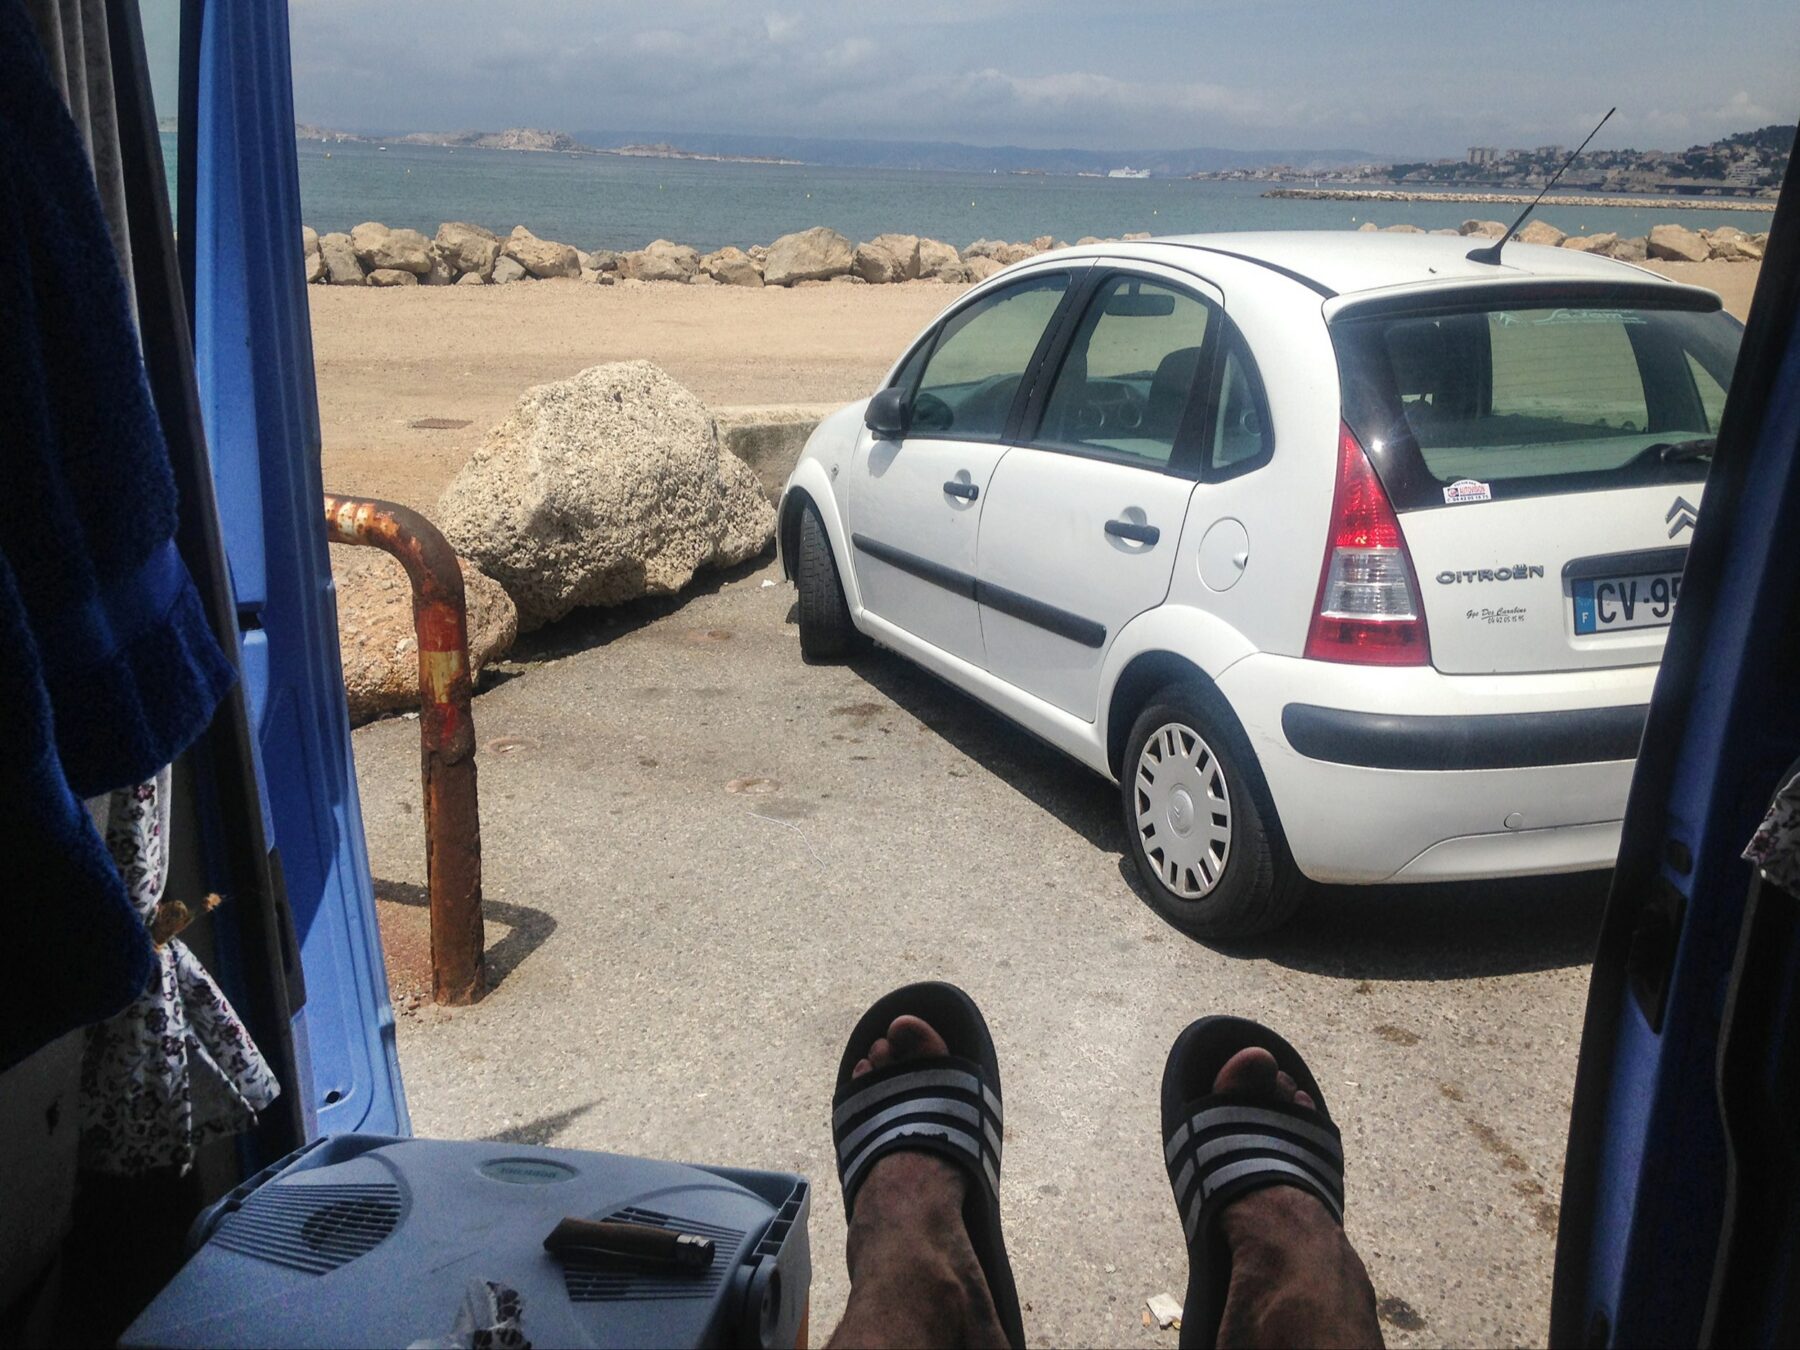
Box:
[851, 534, 1108, 649]
[976, 579, 1107, 649]
[851, 533, 976, 600]
[1282, 702, 1649, 771]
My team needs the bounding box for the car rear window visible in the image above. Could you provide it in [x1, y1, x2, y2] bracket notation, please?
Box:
[1332, 297, 1742, 509]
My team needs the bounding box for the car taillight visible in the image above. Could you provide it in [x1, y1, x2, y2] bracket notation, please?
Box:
[1304, 424, 1430, 666]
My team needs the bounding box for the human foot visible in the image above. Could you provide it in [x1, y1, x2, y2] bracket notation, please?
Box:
[1208, 1046, 1382, 1349]
[1161, 1017, 1382, 1349]
[829, 1008, 1013, 1349]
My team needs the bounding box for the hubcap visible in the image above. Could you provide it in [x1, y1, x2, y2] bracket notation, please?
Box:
[1134, 721, 1231, 899]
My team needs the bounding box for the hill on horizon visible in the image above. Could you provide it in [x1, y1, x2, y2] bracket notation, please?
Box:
[570, 129, 1379, 175]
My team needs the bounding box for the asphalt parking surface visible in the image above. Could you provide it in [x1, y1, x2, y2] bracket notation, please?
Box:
[352, 553, 1606, 1347]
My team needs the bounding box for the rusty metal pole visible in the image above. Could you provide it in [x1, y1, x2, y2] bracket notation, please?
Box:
[324, 494, 485, 1004]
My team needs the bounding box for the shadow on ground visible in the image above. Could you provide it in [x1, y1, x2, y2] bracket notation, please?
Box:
[374, 878, 559, 997]
[481, 1101, 601, 1147]
[503, 548, 777, 666]
[846, 647, 1609, 984]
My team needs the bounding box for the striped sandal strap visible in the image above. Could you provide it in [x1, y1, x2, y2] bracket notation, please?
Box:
[831, 1054, 1004, 1214]
[1163, 1097, 1345, 1244]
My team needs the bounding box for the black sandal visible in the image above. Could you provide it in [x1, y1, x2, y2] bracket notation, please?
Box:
[1160, 1016, 1346, 1349]
[831, 981, 1026, 1348]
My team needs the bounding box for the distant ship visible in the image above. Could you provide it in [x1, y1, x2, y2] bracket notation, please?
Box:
[1108, 166, 1150, 179]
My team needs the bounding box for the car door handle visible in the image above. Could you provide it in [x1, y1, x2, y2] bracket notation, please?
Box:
[1105, 519, 1160, 545]
[943, 480, 979, 500]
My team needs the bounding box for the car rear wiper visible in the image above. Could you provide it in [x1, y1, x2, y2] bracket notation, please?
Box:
[1648, 437, 1716, 463]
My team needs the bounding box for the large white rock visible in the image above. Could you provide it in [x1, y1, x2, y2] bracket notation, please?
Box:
[331, 545, 517, 724]
[350, 221, 432, 274]
[1459, 219, 1507, 239]
[1647, 223, 1710, 264]
[963, 255, 1004, 282]
[366, 267, 420, 287]
[1517, 219, 1567, 247]
[503, 226, 581, 279]
[305, 249, 325, 284]
[763, 227, 854, 286]
[491, 255, 529, 284]
[435, 221, 501, 279]
[436, 361, 777, 629]
[303, 226, 319, 257]
[319, 231, 365, 285]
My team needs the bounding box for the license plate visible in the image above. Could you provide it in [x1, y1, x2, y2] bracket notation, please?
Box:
[1571, 571, 1682, 634]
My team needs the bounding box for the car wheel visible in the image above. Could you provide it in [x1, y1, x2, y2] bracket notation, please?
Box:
[795, 501, 860, 662]
[1121, 682, 1305, 939]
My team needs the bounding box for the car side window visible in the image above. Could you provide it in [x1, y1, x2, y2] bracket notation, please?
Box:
[1686, 351, 1729, 432]
[1037, 275, 1214, 469]
[909, 273, 1069, 441]
[1211, 330, 1274, 475]
[888, 335, 932, 400]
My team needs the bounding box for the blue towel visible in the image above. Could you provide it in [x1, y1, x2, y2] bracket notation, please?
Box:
[1, 0, 237, 1071]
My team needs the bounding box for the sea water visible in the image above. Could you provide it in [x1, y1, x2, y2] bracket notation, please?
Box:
[167, 136, 1774, 252]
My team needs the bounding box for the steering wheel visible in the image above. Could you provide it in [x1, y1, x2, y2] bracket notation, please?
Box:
[955, 374, 1023, 430]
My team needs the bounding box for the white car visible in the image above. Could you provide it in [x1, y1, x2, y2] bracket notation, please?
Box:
[777, 232, 1742, 937]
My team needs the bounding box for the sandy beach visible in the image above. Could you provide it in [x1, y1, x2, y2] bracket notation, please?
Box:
[311, 259, 1760, 512]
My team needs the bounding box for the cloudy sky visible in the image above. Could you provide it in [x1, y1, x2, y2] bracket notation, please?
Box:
[274, 0, 1794, 158]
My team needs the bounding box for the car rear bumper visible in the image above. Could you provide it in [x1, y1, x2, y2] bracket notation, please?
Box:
[1216, 654, 1655, 883]
[1280, 703, 1648, 770]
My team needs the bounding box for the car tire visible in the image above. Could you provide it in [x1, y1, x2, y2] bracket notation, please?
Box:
[795, 500, 860, 662]
[1121, 682, 1305, 940]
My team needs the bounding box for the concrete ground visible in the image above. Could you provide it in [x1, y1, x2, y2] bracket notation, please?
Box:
[352, 554, 1605, 1349]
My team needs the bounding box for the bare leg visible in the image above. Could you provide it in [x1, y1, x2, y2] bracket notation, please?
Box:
[827, 1017, 1011, 1349]
[1209, 1047, 1384, 1349]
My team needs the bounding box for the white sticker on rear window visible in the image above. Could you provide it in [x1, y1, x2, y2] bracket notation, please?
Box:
[1443, 478, 1493, 504]
[1530, 308, 1649, 326]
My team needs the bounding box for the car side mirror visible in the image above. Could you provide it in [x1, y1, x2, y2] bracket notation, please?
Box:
[865, 387, 911, 439]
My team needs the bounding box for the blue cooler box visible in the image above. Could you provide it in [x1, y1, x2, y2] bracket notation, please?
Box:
[121, 1134, 811, 1349]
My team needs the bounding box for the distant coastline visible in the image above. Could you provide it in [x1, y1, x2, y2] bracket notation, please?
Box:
[1267, 187, 1776, 213]
[294, 124, 801, 166]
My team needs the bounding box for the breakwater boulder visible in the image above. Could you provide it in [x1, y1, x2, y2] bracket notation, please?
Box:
[701, 246, 763, 286]
[505, 226, 582, 279]
[435, 222, 501, 279]
[300, 218, 1768, 290]
[763, 227, 854, 285]
[620, 239, 700, 283]
[435, 361, 775, 630]
[319, 230, 365, 285]
[351, 221, 433, 274]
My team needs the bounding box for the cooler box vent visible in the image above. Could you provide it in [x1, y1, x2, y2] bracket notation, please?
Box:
[210, 1182, 403, 1274]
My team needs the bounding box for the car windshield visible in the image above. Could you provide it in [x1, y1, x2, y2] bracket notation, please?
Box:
[1332, 298, 1743, 508]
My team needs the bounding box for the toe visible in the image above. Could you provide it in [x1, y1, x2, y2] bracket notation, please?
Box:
[886, 1015, 950, 1060]
[852, 1057, 873, 1079]
[1214, 1046, 1317, 1114]
[866, 1037, 893, 1070]
[1213, 1046, 1282, 1098]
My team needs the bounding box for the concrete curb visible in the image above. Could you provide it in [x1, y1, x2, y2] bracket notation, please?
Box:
[714, 403, 840, 503]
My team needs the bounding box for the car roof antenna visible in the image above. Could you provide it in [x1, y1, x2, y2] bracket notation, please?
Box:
[1467, 106, 1615, 265]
